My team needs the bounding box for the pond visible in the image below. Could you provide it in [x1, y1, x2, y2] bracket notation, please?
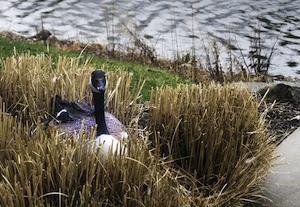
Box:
[1, 0, 299, 77]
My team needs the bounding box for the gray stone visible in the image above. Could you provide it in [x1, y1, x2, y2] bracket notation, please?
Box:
[258, 83, 300, 103]
[257, 127, 300, 207]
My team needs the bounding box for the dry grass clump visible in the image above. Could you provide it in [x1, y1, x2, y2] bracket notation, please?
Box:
[0, 54, 90, 124]
[0, 54, 143, 126]
[0, 55, 186, 206]
[148, 83, 274, 206]
[0, 97, 186, 206]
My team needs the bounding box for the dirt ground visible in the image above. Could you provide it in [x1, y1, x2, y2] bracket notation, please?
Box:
[263, 100, 300, 144]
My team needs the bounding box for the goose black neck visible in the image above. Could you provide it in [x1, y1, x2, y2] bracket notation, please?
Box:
[93, 91, 109, 136]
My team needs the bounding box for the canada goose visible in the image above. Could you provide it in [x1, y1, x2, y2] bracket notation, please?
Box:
[45, 72, 128, 143]
[88, 70, 127, 157]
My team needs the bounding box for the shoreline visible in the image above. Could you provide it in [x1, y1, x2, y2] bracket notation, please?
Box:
[1, 30, 300, 83]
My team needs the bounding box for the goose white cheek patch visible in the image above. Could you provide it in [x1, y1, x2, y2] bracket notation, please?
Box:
[89, 76, 99, 93]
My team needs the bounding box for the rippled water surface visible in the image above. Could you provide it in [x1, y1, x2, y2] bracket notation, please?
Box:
[1, 0, 299, 77]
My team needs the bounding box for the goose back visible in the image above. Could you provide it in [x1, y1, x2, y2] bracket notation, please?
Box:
[45, 95, 127, 141]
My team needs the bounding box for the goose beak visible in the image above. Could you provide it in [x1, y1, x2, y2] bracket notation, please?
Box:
[94, 78, 106, 91]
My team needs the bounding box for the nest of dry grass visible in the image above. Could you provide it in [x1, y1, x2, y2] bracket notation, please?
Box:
[148, 83, 275, 206]
[0, 54, 274, 206]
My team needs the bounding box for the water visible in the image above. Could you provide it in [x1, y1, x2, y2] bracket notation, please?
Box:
[1, 0, 299, 78]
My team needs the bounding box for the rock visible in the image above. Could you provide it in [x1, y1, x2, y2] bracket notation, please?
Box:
[29, 30, 52, 44]
[258, 83, 300, 103]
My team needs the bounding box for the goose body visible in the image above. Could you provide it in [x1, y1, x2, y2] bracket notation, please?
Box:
[45, 71, 128, 155]
[46, 95, 127, 141]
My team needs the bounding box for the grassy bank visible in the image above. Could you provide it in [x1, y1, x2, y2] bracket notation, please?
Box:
[0, 35, 192, 101]
[0, 34, 275, 206]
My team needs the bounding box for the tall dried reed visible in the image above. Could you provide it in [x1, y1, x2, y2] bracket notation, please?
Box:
[0, 97, 186, 206]
[148, 83, 274, 205]
[0, 54, 143, 127]
[0, 55, 186, 206]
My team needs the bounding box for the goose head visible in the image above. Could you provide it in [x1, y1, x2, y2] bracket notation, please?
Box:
[89, 70, 107, 93]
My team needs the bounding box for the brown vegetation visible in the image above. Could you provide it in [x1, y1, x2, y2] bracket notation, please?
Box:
[148, 83, 274, 206]
[0, 55, 274, 206]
